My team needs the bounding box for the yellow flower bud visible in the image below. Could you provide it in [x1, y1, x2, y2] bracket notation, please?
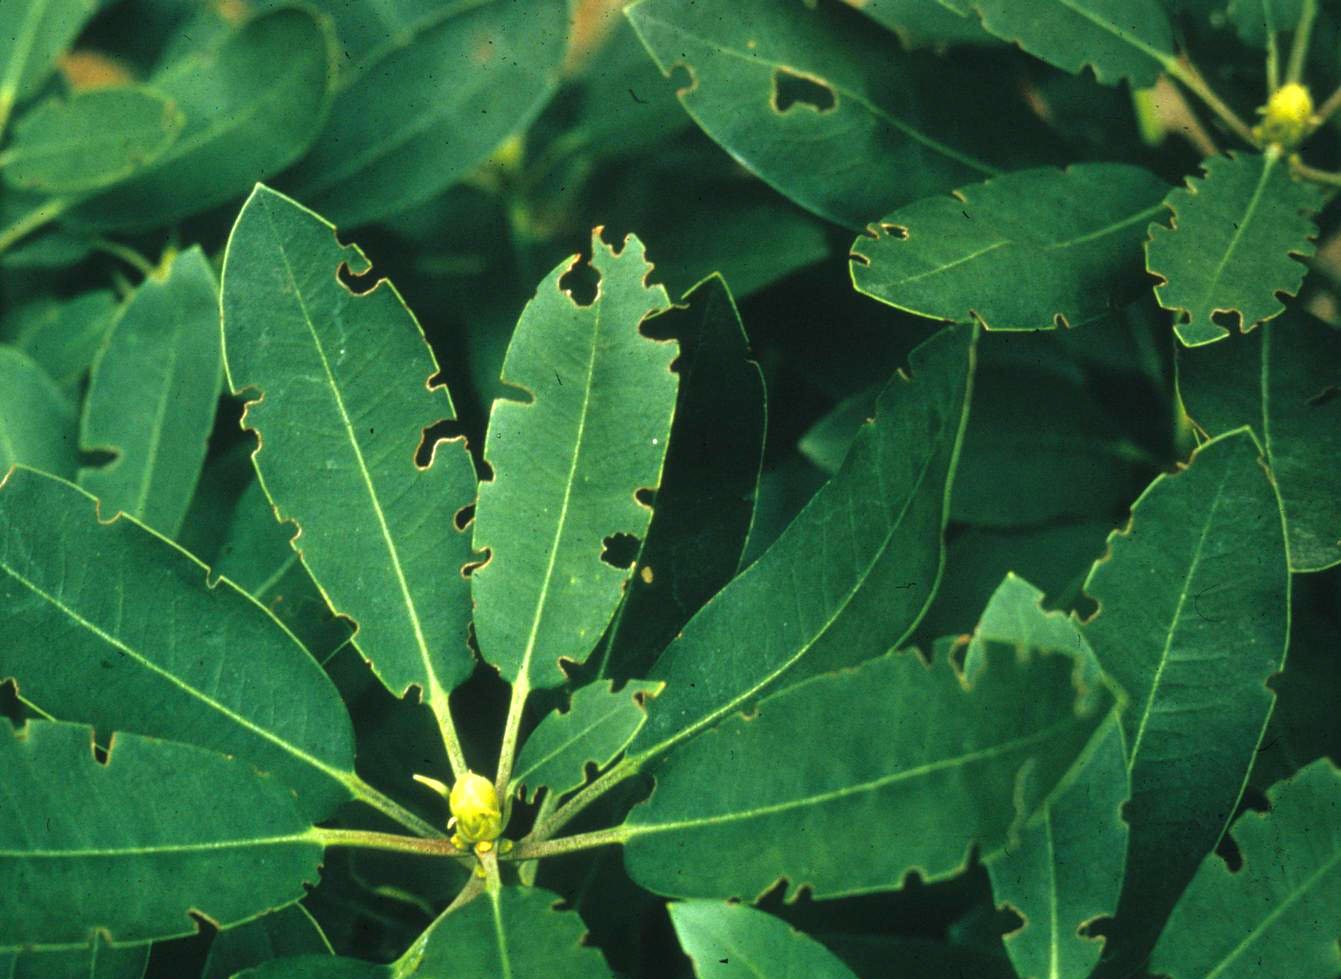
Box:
[1256, 83, 1314, 148]
[448, 771, 503, 847]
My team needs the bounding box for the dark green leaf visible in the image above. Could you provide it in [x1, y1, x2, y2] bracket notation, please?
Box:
[0, 0, 98, 130]
[203, 904, 330, 979]
[629, 325, 975, 760]
[471, 232, 677, 690]
[1147, 151, 1323, 347]
[851, 164, 1168, 331]
[1150, 759, 1341, 979]
[286, 0, 567, 227]
[0, 346, 75, 478]
[840, 0, 995, 48]
[1081, 428, 1291, 962]
[958, 0, 1175, 86]
[622, 641, 1114, 899]
[221, 185, 478, 710]
[1228, 0, 1305, 46]
[0, 289, 118, 392]
[0, 466, 358, 820]
[77, 246, 222, 538]
[626, 0, 1001, 229]
[68, 8, 336, 231]
[2, 87, 183, 194]
[0, 937, 148, 979]
[1178, 308, 1341, 572]
[599, 275, 765, 680]
[970, 576, 1129, 979]
[512, 680, 662, 802]
[669, 901, 858, 979]
[0, 720, 322, 949]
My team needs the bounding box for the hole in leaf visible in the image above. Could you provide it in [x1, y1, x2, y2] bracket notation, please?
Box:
[560, 260, 600, 307]
[601, 533, 640, 569]
[461, 549, 491, 579]
[1211, 309, 1241, 332]
[416, 419, 467, 468]
[77, 447, 119, 470]
[635, 487, 657, 508]
[879, 222, 908, 239]
[668, 63, 695, 95]
[772, 68, 836, 114]
[453, 503, 476, 531]
[337, 259, 378, 296]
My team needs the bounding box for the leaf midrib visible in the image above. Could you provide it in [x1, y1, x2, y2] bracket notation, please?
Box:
[631, 713, 1077, 836]
[1195, 154, 1276, 323]
[511, 697, 639, 792]
[0, 832, 315, 860]
[1025, 0, 1173, 70]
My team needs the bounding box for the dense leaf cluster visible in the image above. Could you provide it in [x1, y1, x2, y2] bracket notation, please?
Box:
[0, 1, 1339, 977]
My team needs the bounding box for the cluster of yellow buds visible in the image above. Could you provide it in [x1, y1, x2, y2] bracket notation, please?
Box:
[415, 771, 512, 859]
[1255, 82, 1315, 149]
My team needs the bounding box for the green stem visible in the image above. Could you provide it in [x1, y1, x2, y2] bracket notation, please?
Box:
[1286, 0, 1317, 85]
[89, 237, 155, 277]
[1311, 85, 1341, 130]
[528, 755, 639, 843]
[0, 197, 70, 255]
[507, 827, 629, 861]
[426, 688, 469, 779]
[314, 827, 470, 861]
[1266, 27, 1281, 95]
[348, 776, 448, 840]
[1166, 59, 1257, 146]
[1291, 157, 1341, 187]
[494, 677, 529, 797]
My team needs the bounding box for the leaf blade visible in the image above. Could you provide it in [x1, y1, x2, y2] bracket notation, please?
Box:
[0, 346, 75, 479]
[669, 901, 858, 979]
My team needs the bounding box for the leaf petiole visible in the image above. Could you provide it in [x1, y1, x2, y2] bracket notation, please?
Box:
[1165, 58, 1257, 147]
[1285, 0, 1318, 85]
[0, 196, 71, 255]
[313, 827, 471, 861]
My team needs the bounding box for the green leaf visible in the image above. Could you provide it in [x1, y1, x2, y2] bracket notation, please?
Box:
[1, 87, 183, 194]
[1150, 758, 1341, 979]
[237, 887, 612, 977]
[1147, 151, 1323, 347]
[0, 937, 148, 979]
[0, 0, 98, 130]
[1178, 308, 1341, 572]
[77, 246, 222, 538]
[511, 680, 662, 802]
[471, 232, 677, 690]
[0, 466, 357, 821]
[67, 8, 336, 231]
[958, 0, 1175, 86]
[0, 289, 118, 392]
[839, 0, 995, 48]
[629, 325, 975, 760]
[598, 275, 765, 681]
[221, 185, 478, 707]
[285, 0, 567, 227]
[203, 904, 330, 979]
[1227, 0, 1305, 46]
[850, 164, 1168, 331]
[0, 346, 75, 478]
[622, 642, 1115, 899]
[1080, 428, 1291, 962]
[970, 576, 1129, 979]
[668, 901, 858, 979]
[0, 719, 322, 949]
[625, 0, 1001, 229]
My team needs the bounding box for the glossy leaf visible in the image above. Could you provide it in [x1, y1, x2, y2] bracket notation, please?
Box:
[626, 0, 1001, 229]
[0, 466, 357, 820]
[0, 347, 75, 478]
[1, 87, 183, 194]
[599, 275, 765, 681]
[511, 680, 662, 802]
[1178, 308, 1341, 572]
[959, 0, 1175, 86]
[630, 325, 975, 759]
[669, 901, 857, 979]
[841, 0, 994, 48]
[471, 231, 677, 690]
[1147, 151, 1322, 347]
[203, 905, 330, 979]
[1150, 759, 1341, 979]
[286, 0, 567, 227]
[0, 936, 148, 979]
[78, 246, 222, 538]
[0, 0, 98, 128]
[0, 720, 322, 949]
[850, 164, 1168, 331]
[971, 576, 1129, 979]
[221, 185, 478, 704]
[1081, 428, 1291, 961]
[0, 289, 118, 392]
[622, 641, 1114, 900]
[67, 8, 335, 230]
